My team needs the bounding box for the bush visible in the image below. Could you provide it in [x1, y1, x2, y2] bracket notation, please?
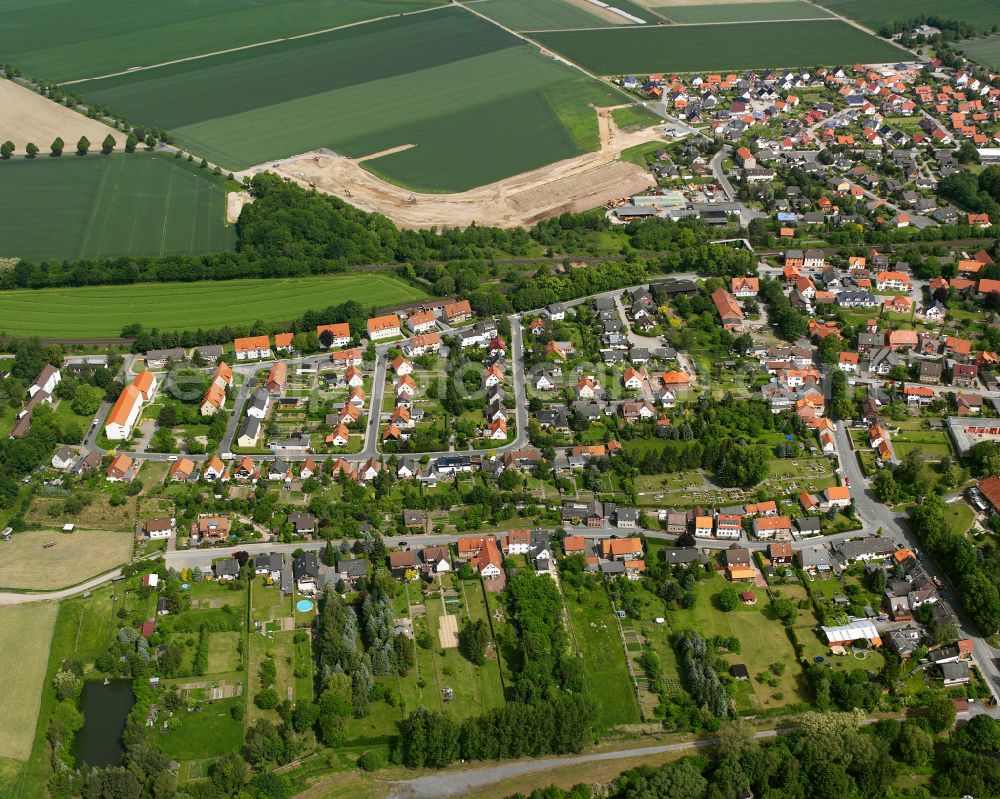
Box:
[716, 585, 739, 612]
[259, 657, 276, 688]
[357, 749, 385, 772]
[458, 619, 488, 665]
[255, 688, 279, 710]
[191, 628, 210, 675]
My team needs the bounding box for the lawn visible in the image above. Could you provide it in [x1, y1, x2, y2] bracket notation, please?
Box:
[0, 529, 133, 590]
[248, 626, 300, 722]
[818, 0, 1000, 33]
[207, 631, 242, 674]
[656, 1, 833, 22]
[668, 574, 810, 712]
[75, 9, 621, 188]
[1, 0, 447, 82]
[251, 578, 289, 623]
[962, 34, 1000, 69]
[563, 581, 642, 729]
[892, 440, 953, 459]
[155, 697, 245, 761]
[532, 20, 906, 73]
[0, 154, 235, 263]
[889, 423, 954, 460]
[0, 604, 59, 761]
[0, 273, 425, 338]
[474, 0, 619, 29]
[945, 501, 974, 537]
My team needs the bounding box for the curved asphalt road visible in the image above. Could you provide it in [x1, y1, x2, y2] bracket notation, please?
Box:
[0, 568, 123, 606]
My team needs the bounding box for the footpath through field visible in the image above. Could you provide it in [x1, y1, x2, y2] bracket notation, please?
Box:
[60, 4, 449, 85]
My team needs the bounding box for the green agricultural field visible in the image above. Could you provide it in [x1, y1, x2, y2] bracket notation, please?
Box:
[0, 154, 234, 263]
[657, 1, 832, 23]
[818, 0, 1000, 33]
[963, 34, 1000, 69]
[76, 9, 621, 190]
[609, 0, 664, 21]
[1, 0, 447, 82]
[0, 273, 426, 338]
[532, 19, 906, 73]
[473, 0, 618, 30]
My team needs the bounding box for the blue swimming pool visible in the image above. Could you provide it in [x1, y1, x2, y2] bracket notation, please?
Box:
[296, 599, 314, 612]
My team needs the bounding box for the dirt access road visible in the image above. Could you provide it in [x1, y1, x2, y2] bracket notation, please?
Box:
[242, 106, 659, 229]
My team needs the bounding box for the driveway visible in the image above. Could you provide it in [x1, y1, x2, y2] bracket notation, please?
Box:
[613, 293, 661, 347]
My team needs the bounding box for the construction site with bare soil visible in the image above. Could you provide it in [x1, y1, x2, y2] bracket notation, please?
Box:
[241, 107, 662, 229]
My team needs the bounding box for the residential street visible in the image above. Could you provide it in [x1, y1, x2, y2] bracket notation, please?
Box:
[834, 423, 1000, 701]
[359, 347, 389, 459]
[710, 146, 735, 201]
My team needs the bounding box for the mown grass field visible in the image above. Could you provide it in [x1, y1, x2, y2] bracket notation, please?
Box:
[0, 530, 133, 590]
[612, 104, 661, 132]
[962, 34, 1000, 69]
[156, 697, 245, 762]
[657, 1, 832, 23]
[473, 0, 618, 30]
[0, 154, 234, 262]
[0, 273, 426, 338]
[76, 9, 620, 190]
[533, 19, 905, 73]
[0, 0, 446, 82]
[818, 0, 1000, 32]
[0, 604, 59, 761]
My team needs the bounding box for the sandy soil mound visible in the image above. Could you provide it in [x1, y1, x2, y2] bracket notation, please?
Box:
[239, 106, 662, 229]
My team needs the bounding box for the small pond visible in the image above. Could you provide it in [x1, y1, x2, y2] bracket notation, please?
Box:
[75, 680, 135, 768]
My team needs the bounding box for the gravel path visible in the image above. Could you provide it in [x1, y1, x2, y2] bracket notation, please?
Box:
[387, 731, 787, 798]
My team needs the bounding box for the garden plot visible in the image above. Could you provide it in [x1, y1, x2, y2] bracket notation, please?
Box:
[562, 581, 642, 729]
